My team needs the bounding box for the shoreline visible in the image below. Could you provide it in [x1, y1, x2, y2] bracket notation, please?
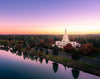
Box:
[33, 52, 100, 77]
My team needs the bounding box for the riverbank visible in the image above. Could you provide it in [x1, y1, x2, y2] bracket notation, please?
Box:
[33, 51, 100, 76]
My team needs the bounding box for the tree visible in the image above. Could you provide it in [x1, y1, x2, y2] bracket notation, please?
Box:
[94, 47, 100, 54]
[46, 49, 48, 55]
[53, 45, 59, 55]
[30, 42, 36, 48]
[79, 43, 94, 56]
[40, 47, 43, 52]
[35, 46, 38, 51]
[72, 49, 80, 60]
[69, 36, 74, 41]
[63, 43, 73, 53]
[16, 44, 23, 51]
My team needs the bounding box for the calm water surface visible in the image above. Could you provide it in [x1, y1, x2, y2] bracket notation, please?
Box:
[0, 49, 100, 79]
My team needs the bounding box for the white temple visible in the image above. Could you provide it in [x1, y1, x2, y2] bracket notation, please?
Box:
[52, 28, 81, 48]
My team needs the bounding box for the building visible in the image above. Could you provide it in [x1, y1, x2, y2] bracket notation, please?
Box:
[52, 28, 81, 48]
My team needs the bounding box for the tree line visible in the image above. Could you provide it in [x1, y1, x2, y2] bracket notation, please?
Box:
[0, 35, 100, 58]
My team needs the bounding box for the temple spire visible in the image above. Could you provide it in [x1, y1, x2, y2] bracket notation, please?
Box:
[65, 28, 67, 34]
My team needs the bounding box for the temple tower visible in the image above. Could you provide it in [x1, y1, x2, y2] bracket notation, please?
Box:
[62, 28, 70, 42]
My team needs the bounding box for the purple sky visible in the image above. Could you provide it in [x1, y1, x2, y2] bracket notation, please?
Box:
[0, 0, 100, 34]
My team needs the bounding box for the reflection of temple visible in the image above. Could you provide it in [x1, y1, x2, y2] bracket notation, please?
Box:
[52, 28, 81, 48]
[52, 63, 58, 73]
[72, 69, 80, 79]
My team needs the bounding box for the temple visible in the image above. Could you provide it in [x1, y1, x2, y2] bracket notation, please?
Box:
[52, 28, 81, 48]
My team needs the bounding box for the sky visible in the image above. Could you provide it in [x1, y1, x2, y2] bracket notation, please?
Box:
[0, 0, 100, 35]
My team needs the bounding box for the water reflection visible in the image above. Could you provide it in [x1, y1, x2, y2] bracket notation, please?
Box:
[8, 48, 83, 79]
[10, 49, 16, 54]
[72, 68, 80, 79]
[35, 57, 38, 61]
[16, 51, 22, 56]
[10, 47, 17, 54]
[63, 65, 67, 70]
[45, 59, 48, 64]
[23, 53, 28, 59]
[39, 58, 43, 64]
[0, 46, 100, 79]
[29, 54, 35, 60]
[52, 62, 58, 73]
[0, 46, 9, 51]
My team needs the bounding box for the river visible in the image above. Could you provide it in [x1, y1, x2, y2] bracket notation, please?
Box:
[0, 49, 100, 79]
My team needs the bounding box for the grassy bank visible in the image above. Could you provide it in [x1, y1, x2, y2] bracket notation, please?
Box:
[34, 51, 100, 76]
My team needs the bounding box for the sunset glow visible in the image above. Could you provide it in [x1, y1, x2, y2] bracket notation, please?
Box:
[0, 0, 100, 35]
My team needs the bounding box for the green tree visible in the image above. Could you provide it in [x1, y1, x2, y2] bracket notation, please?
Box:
[40, 47, 43, 52]
[72, 49, 80, 60]
[53, 45, 59, 55]
[35, 46, 38, 51]
[46, 49, 48, 55]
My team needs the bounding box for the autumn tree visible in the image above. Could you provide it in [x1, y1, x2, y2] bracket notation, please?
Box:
[79, 43, 94, 56]
[16, 44, 23, 51]
[63, 43, 73, 53]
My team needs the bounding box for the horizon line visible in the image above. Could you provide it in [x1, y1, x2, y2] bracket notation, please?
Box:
[0, 33, 100, 35]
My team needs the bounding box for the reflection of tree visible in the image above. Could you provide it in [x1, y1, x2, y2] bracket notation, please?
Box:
[45, 59, 48, 64]
[29, 54, 35, 60]
[10, 49, 16, 54]
[52, 62, 58, 73]
[39, 58, 43, 64]
[16, 51, 22, 56]
[63, 65, 66, 70]
[23, 53, 28, 59]
[0, 47, 9, 51]
[35, 57, 38, 61]
[72, 69, 80, 79]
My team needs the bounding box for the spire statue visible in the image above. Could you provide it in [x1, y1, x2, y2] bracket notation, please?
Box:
[65, 28, 67, 34]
